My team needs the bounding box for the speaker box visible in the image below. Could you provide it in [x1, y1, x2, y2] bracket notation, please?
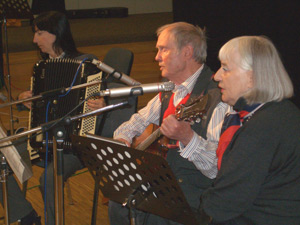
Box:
[66, 7, 128, 19]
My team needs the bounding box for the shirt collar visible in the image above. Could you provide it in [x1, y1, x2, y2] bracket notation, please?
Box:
[173, 64, 204, 94]
[49, 52, 65, 59]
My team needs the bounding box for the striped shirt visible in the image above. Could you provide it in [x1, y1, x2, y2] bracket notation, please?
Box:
[114, 65, 230, 179]
[180, 101, 230, 178]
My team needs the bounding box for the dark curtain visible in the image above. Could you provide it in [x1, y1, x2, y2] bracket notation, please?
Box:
[173, 0, 300, 109]
[31, 0, 66, 14]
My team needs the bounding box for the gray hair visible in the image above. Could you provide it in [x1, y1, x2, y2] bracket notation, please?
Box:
[219, 36, 294, 104]
[156, 22, 207, 64]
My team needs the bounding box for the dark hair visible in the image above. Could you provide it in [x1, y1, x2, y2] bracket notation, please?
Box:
[32, 11, 80, 59]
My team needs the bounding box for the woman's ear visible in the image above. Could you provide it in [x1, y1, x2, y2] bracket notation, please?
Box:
[246, 71, 254, 89]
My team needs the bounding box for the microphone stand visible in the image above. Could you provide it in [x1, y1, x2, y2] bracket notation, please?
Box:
[0, 156, 9, 225]
[52, 121, 66, 225]
[91, 59, 141, 86]
[0, 2, 33, 224]
[0, 80, 101, 109]
[1, 15, 13, 225]
[0, 101, 129, 225]
[2, 14, 15, 136]
[0, 80, 101, 223]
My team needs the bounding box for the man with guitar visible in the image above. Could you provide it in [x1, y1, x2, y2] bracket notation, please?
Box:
[109, 22, 229, 225]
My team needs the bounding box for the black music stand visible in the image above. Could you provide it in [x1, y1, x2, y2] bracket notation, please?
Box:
[71, 134, 198, 225]
[0, 0, 33, 19]
[0, 0, 33, 132]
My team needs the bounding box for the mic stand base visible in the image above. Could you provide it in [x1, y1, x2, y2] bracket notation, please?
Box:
[1, 156, 10, 225]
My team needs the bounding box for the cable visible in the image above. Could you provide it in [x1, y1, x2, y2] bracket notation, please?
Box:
[59, 58, 88, 98]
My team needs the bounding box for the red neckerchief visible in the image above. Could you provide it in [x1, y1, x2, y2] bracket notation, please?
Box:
[160, 92, 191, 120]
[216, 102, 262, 170]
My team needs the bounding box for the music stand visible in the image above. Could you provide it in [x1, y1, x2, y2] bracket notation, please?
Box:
[71, 134, 198, 225]
[0, 0, 33, 132]
[0, 100, 130, 225]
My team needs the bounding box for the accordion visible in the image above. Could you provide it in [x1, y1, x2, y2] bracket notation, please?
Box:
[28, 58, 102, 160]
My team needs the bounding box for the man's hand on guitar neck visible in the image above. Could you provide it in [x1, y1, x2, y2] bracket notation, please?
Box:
[160, 114, 194, 147]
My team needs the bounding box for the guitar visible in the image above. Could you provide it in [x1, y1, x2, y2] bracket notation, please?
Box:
[135, 94, 209, 157]
[101, 94, 209, 205]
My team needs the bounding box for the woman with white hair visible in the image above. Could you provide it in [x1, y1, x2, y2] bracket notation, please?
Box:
[196, 36, 300, 224]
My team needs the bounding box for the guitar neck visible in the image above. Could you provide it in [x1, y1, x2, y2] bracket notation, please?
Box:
[135, 128, 162, 151]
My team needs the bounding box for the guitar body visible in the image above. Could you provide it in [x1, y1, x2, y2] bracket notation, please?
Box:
[135, 94, 209, 157]
[143, 131, 169, 158]
[132, 124, 157, 147]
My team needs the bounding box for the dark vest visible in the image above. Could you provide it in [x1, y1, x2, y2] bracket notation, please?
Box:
[160, 65, 221, 208]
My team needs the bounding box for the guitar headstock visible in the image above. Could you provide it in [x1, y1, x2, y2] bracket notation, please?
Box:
[175, 94, 208, 123]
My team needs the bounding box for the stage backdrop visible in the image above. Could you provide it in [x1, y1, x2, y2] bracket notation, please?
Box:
[173, 0, 300, 108]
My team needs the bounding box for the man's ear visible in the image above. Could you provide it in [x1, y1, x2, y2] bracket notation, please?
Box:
[183, 44, 193, 59]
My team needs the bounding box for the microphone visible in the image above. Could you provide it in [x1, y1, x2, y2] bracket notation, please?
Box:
[91, 59, 141, 86]
[97, 81, 175, 97]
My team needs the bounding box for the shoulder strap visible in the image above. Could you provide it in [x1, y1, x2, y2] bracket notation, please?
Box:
[186, 64, 215, 105]
[159, 91, 173, 126]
